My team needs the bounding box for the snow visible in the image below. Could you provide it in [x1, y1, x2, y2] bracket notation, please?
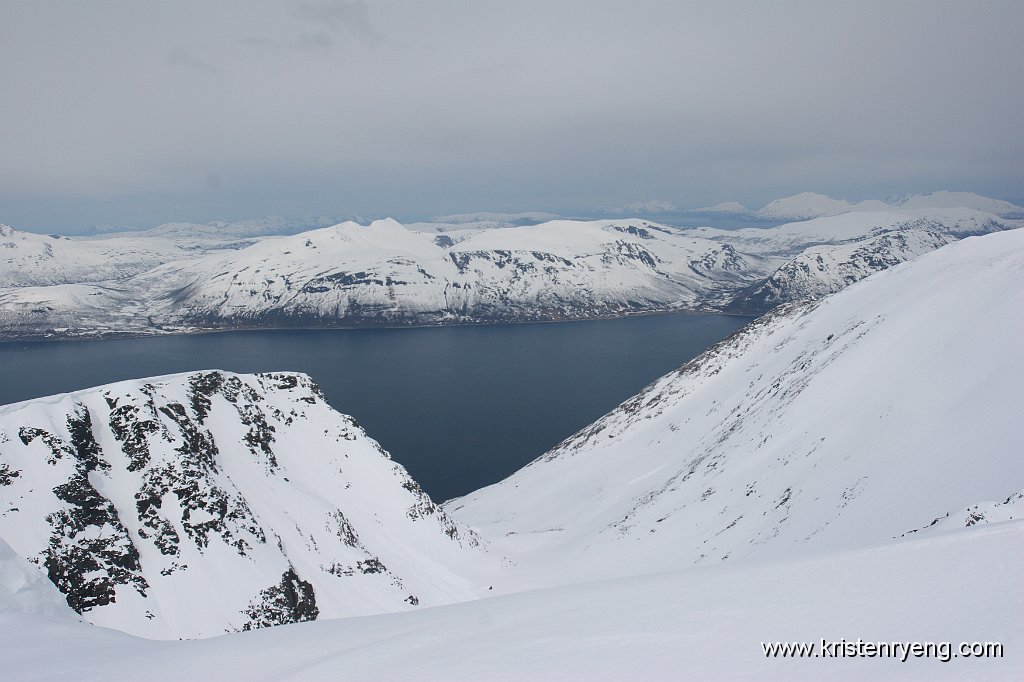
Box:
[128, 217, 771, 329]
[891, 190, 1021, 214]
[450, 229, 1024, 586]
[0, 538, 79, 620]
[1, 520, 1019, 681]
[2, 194, 1020, 339]
[0, 225, 217, 288]
[756, 191, 862, 219]
[0, 371, 498, 639]
[754, 191, 1022, 220]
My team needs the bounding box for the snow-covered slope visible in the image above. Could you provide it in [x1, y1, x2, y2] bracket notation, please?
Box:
[711, 209, 1014, 312]
[3, 520, 1020, 681]
[0, 224, 212, 288]
[0, 538, 80, 620]
[723, 221, 954, 313]
[0, 282, 153, 339]
[450, 229, 1024, 586]
[0, 371, 494, 639]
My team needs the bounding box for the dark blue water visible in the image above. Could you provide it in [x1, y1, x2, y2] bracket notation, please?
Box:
[0, 313, 750, 501]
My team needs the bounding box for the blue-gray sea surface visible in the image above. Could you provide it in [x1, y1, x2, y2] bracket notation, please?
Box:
[0, 312, 751, 501]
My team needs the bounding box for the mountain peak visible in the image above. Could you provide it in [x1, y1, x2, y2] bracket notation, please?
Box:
[755, 192, 853, 220]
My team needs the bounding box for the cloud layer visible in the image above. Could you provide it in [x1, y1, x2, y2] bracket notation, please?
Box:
[2, 1, 1022, 230]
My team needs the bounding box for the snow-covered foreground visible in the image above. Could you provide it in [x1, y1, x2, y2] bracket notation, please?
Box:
[3, 520, 1020, 681]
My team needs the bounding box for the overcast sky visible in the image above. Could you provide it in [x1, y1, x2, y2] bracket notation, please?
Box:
[2, 0, 1022, 232]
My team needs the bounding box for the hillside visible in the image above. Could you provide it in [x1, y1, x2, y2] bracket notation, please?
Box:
[0, 371, 495, 638]
[450, 229, 1024, 586]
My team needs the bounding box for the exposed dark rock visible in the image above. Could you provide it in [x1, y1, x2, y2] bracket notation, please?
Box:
[0, 463, 19, 486]
[44, 471, 148, 611]
[241, 568, 319, 631]
[357, 557, 387, 574]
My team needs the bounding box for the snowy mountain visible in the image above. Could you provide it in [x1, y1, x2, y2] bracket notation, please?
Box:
[449, 229, 1024, 586]
[687, 208, 1014, 313]
[94, 215, 354, 240]
[0, 217, 775, 338]
[890, 190, 1023, 215]
[0, 371, 494, 639]
[0, 195, 1020, 339]
[141, 218, 771, 329]
[720, 211, 1003, 313]
[0, 223, 218, 288]
[752, 190, 1022, 221]
[754, 191, 880, 220]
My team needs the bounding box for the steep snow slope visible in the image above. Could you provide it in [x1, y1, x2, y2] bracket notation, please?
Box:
[450, 229, 1024, 586]
[0, 538, 80, 620]
[0, 371, 494, 638]
[3, 520, 1020, 681]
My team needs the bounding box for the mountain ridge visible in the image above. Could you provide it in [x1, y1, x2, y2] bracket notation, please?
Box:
[2, 199, 1019, 339]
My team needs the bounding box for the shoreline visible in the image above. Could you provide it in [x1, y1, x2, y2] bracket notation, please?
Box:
[0, 306, 758, 345]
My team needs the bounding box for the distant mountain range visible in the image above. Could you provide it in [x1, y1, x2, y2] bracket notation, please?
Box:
[1, 192, 1020, 339]
[692, 190, 1023, 221]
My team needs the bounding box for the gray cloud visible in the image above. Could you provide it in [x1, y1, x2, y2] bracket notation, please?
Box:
[290, 0, 381, 45]
[166, 47, 217, 72]
[1, 0, 1022, 232]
